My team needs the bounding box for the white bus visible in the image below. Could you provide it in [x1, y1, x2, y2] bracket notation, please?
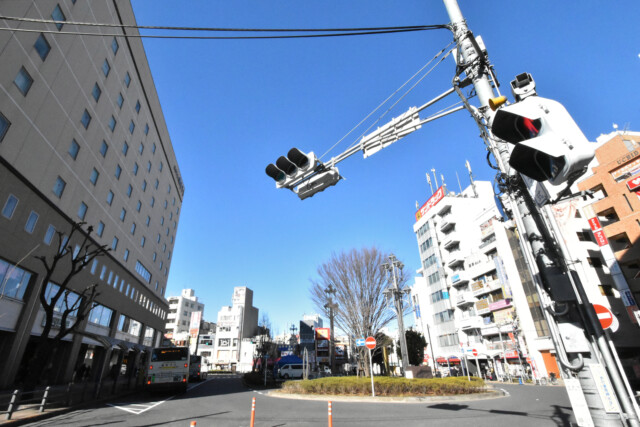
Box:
[147, 347, 190, 392]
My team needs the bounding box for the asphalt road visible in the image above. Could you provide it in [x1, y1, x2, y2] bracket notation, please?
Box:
[26, 374, 575, 426]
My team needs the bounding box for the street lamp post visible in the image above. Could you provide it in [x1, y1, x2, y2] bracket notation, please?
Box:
[382, 254, 410, 375]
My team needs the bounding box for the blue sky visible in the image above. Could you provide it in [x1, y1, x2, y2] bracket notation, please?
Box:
[129, 0, 639, 335]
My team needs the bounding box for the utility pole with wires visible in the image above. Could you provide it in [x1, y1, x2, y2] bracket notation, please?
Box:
[324, 284, 338, 374]
[382, 254, 411, 375]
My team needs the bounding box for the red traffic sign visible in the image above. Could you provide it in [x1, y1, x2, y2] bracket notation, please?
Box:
[593, 304, 619, 331]
[365, 336, 376, 350]
[472, 349, 478, 356]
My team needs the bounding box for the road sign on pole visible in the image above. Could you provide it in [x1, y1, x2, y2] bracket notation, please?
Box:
[472, 349, 478, 357]
[365, 336, 376, 350]
[593, 304, 619, 332]
[355, 338, 365, 347]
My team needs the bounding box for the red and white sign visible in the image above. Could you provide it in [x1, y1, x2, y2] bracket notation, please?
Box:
[587, 217, 601, 232]
[588, 217, 609, 247]
[415, 186, 445, 221]
[627, 176, 640, 191]
[365, 336, 376, 350]
[593, 304, 619, 332]
[472, 349, 478, 356]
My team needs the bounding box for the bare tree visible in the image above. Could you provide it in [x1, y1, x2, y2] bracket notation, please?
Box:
[309, 247, 410, 375]
[24, 222, 110, 389]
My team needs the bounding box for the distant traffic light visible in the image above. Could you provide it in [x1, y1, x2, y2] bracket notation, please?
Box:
[265, 148, 317, 189]
[491, 88, 594, 185]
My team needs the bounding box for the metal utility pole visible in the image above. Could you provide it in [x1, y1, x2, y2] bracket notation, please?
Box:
[443, 0, 640, 425]
[324, 284, 339, 374]
[382, 254, 410, 374]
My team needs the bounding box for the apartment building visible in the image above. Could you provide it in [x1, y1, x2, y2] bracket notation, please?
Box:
[410, 180, 555, 380]
[165, 289, 205, 338]
[212, 287, 259, 371]
[0, 0, 183, 388]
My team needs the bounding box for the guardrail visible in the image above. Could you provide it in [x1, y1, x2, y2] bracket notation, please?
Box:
[0, 376, 143, 420]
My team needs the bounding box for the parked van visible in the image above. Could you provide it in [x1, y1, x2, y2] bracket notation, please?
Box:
[279, 364, 304, 379]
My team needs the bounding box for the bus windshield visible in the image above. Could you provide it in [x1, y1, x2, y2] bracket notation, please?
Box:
[151, 347, 189, 362]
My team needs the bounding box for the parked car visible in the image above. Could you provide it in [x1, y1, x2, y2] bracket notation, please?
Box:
[279, 364, 304, 379]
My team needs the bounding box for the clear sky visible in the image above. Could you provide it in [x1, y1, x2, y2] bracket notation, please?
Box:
[129, 0, 639, 335]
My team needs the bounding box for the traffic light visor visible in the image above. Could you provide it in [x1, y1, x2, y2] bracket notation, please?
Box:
[265, 163, 285, 183]
[509, 143, 566, 182]
[287, 148, 309, 169]
[492, 109, 542, 143]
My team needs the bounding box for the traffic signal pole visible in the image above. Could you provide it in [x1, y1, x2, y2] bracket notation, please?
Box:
[442, 1, 640, 425]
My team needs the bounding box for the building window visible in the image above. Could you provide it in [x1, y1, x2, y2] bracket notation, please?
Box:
[0, 112, 9, 142]
[135, 100, 141, 114]
[153, 252, 157, 262]
[576, 231, 592, 242]
[81, 109, 91, 129]
[102, 59, 110, 77]
[133, 162, 139, 176]
[34, 34, 51, 60]
[111, 37, 119, 55]
[145, 124, 150, 136]
[125, 185, 132, 198]
[140, 236, 146, 247]
[159, 162, 164, 172]
[97, 221, 105, 237]
[146, 216, 150, 226]
[115, 164, 122, 179]
[51, 4, 65, 30]
[124, 72, 131, 87]
[122, 141, 129, 156]
[163, 200, 168, 209]
[150, 196, 155, 207]
[156, 233, 161, 243]
[117, 93, 124, 109]
[136, 200, 142, 212]
[142, 180, 147, 192]
[129, 121, 135, 134]
[89, 304, 113, 327]
[68, 139, 79, 160]
[106, 190, 114, 206]
[154, 178, 159, 189]
[0, 259, 32, 301]
[120, 208, 126, 222]
[100, 140, 108, 157]
[14, 67, 33, 96]
[146, 161, 152, 173]
[78, 202, 88, 220]
[108, 116, 116, 132]
[90, 168, 99, 185]
[160, 217, 164, 226]
[587, 257, 603, 269]
[112, 237, 118, 250]
[124, 249, 130, 261]
[131, 223, 136, 235]
[92, 83, 101, 102]
[135, 261, 151, 283]
[52, 177, 66, 198]
[44, 224, 56, 245]
[1, 194, 18, 219]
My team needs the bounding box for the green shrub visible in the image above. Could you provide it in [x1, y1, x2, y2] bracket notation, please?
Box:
[281, 376, 485, 396]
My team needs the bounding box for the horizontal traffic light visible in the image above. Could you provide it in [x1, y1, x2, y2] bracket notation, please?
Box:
[265, 148, 317, 189]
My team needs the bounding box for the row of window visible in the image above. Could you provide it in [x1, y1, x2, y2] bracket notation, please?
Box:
[431, 289, 449, 304]
[427, 270, 441, 286]
[438, 333, 459, 348]
[434, 309, 454, 324]
[2, 192, 171, 279]
[419, 237, 433, 254]
[422, 254, 439, 270]
[417, 221, 431, 237]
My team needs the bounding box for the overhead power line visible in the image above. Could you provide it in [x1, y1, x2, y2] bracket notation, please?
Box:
[0, 15, 448, 39]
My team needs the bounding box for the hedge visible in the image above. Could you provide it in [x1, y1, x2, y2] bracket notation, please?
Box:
[281, 376, 485, 396]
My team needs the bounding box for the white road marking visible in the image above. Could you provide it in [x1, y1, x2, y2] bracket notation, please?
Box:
[500, 388, 510, 397]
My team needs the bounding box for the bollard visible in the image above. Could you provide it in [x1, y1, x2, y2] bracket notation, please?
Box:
[518, 377, 523, 385]
[250, 396, 256, 427]
[39, 386, 50, 412]
[5, 389, 19, 420]
[328, 401, 333, 427]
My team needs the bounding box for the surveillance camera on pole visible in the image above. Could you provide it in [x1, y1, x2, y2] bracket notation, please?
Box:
[490, 74, 595, 186]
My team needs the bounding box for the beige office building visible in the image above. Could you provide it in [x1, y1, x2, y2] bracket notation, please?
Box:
[0, 0, 184, 388]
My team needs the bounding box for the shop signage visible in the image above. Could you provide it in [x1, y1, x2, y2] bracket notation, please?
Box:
[504, 350, 519, 358]
[489, 299, 512, 311]
[415, 186, 445, 221]
[627, 175, 640, 191]
[611, 154, 640, 180]
[588, 216, 609, 247]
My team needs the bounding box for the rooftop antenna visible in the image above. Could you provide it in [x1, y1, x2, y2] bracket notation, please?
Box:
[455, 171, 463, 195]
[465, 160, 478, 198]
[431, 168, 439, 188]
[426, 173, 434, 195]
[440, 174, 447, 192]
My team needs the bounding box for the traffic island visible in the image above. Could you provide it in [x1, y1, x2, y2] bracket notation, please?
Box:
[267, 377, 505, 402]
